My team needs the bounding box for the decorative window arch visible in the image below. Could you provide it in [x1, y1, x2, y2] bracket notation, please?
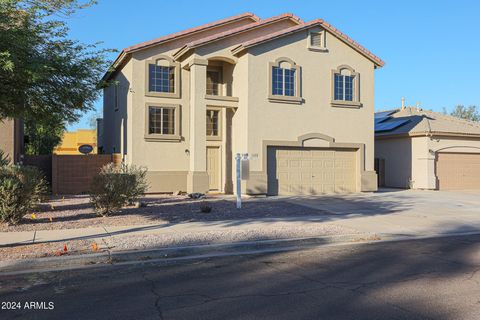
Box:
[268, 57, 302, 103]
[331, 65, 361, 108]
[145, 54, 181, 98]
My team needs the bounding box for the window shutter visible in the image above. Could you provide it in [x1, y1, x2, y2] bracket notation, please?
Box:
[310, 33, 322, 47]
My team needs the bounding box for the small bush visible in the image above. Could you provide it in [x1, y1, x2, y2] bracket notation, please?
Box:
[0, 165, 48, 225]
[90, 163, 148, 216]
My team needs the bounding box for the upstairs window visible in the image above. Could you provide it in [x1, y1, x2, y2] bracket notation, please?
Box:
[334, 74, 354, 101]
[145, 55, 180, 98]
[331, 65, 361, 108]
[206, 69, 222, 96]
[272, 67, 296, 96]
[269, 58, 301, 103]
[148, 65, 174, 93]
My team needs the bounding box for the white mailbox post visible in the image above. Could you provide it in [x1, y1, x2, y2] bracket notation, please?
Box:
[235, 153, 250, 209]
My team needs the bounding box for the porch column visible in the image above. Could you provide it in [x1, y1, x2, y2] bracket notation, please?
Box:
[187, 58, 209, 193]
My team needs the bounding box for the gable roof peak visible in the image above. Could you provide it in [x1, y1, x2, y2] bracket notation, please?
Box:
[232, 18, 384, 68]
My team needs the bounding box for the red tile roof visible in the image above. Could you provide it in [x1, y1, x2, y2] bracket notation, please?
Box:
[103, 13, 384, 81]
[173, 13, 303, 59]
[124, 12, 259, 53]
[232, 19, 385, 68]
[186, 13, 302, 48]
[102, 12, 259, 80]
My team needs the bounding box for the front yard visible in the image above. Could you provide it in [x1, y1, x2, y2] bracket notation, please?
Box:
[0, 194, 363, 261]
[0, 194, 328, 232]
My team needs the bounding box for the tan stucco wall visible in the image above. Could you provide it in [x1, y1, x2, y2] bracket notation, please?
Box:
[104, 21, 379, 193]
[375, 138, 412, 188]
[376, 135, 480, 190]
[103, 58, 132, 159]
[241, 29, 377, 193]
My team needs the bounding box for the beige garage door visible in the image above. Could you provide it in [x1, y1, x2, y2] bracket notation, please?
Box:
[267, 147, 357, 195]
[436, 153, 480, 190]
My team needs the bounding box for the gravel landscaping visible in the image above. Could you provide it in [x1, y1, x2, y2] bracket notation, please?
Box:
[0, 223, 361, 261]
[0, 194, 358, 261]
[103, 224, 362, 251]
[0, 194, 328, 232]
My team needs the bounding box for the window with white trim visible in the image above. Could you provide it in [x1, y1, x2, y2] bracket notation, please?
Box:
[145, 55, 180, 98]
[272, 66, 296, 97]
[148, 65, 174, 93]
[331, 65, 361, 107]
[268, 58, 301, 103]
[148, 106, 175, 135]
[334, 74, 354, 101]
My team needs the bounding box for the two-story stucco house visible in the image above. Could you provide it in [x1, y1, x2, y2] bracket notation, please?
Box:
[101, 12, 384, 195]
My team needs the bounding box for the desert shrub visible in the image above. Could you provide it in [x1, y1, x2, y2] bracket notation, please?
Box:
[0, 165, 48, 225]
[0, 149, 10, 166]
[90, 163, 148, 216]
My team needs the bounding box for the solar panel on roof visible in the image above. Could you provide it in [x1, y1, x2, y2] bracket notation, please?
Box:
[375, 119, 410, 132]
[374, 110, 396, 119]
[375, 117, 390, 125]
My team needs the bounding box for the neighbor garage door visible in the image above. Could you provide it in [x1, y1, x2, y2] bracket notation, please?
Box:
[267, 147, 357, 195]
[436, 153, 480, 190]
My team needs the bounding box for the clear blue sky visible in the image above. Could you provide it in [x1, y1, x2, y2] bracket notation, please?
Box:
[66, 0, 480, 130]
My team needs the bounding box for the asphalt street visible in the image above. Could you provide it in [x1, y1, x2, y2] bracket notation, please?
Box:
[1, 234, 480, 319]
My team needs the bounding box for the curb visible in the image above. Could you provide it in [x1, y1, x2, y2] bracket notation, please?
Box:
[2, 230, 480, 275]
[0, 233, 366, 275]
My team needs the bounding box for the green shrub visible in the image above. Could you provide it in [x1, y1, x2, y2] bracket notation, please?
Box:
[90, 163, 148, 216]
[0, 149, 10, 166]
[0, 165, 48, 225]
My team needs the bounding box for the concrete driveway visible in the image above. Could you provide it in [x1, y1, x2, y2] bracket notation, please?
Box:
[284, 189, 480, 237]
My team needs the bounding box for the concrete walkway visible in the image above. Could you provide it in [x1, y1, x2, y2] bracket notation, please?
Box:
[1, 189, 480, 248]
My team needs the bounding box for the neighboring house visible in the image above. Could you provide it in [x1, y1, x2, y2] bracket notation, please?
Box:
[96, 118, 104, 153]
[54, 129, 97, 155]
[102, 12, 384, 195]
[375, 105, 480, 190]
[0, 118, 24, 163]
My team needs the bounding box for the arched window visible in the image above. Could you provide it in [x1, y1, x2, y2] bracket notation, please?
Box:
[145, 54, 180, 98]
[268, 57, 302, 103]
[331, 65, 361, 107]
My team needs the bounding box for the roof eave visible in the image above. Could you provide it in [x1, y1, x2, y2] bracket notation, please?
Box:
[232, 20, 385, 68]
[174, 14, 304, 61]
[376, 131, 480, 139]
[100, 50, 129, 83]
[102, 12, 260, 81]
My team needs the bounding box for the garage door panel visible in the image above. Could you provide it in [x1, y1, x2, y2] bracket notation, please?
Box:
[437, 153, 480, 190]
[268, 147, 357, 195]
[278, 159, 288, 168]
